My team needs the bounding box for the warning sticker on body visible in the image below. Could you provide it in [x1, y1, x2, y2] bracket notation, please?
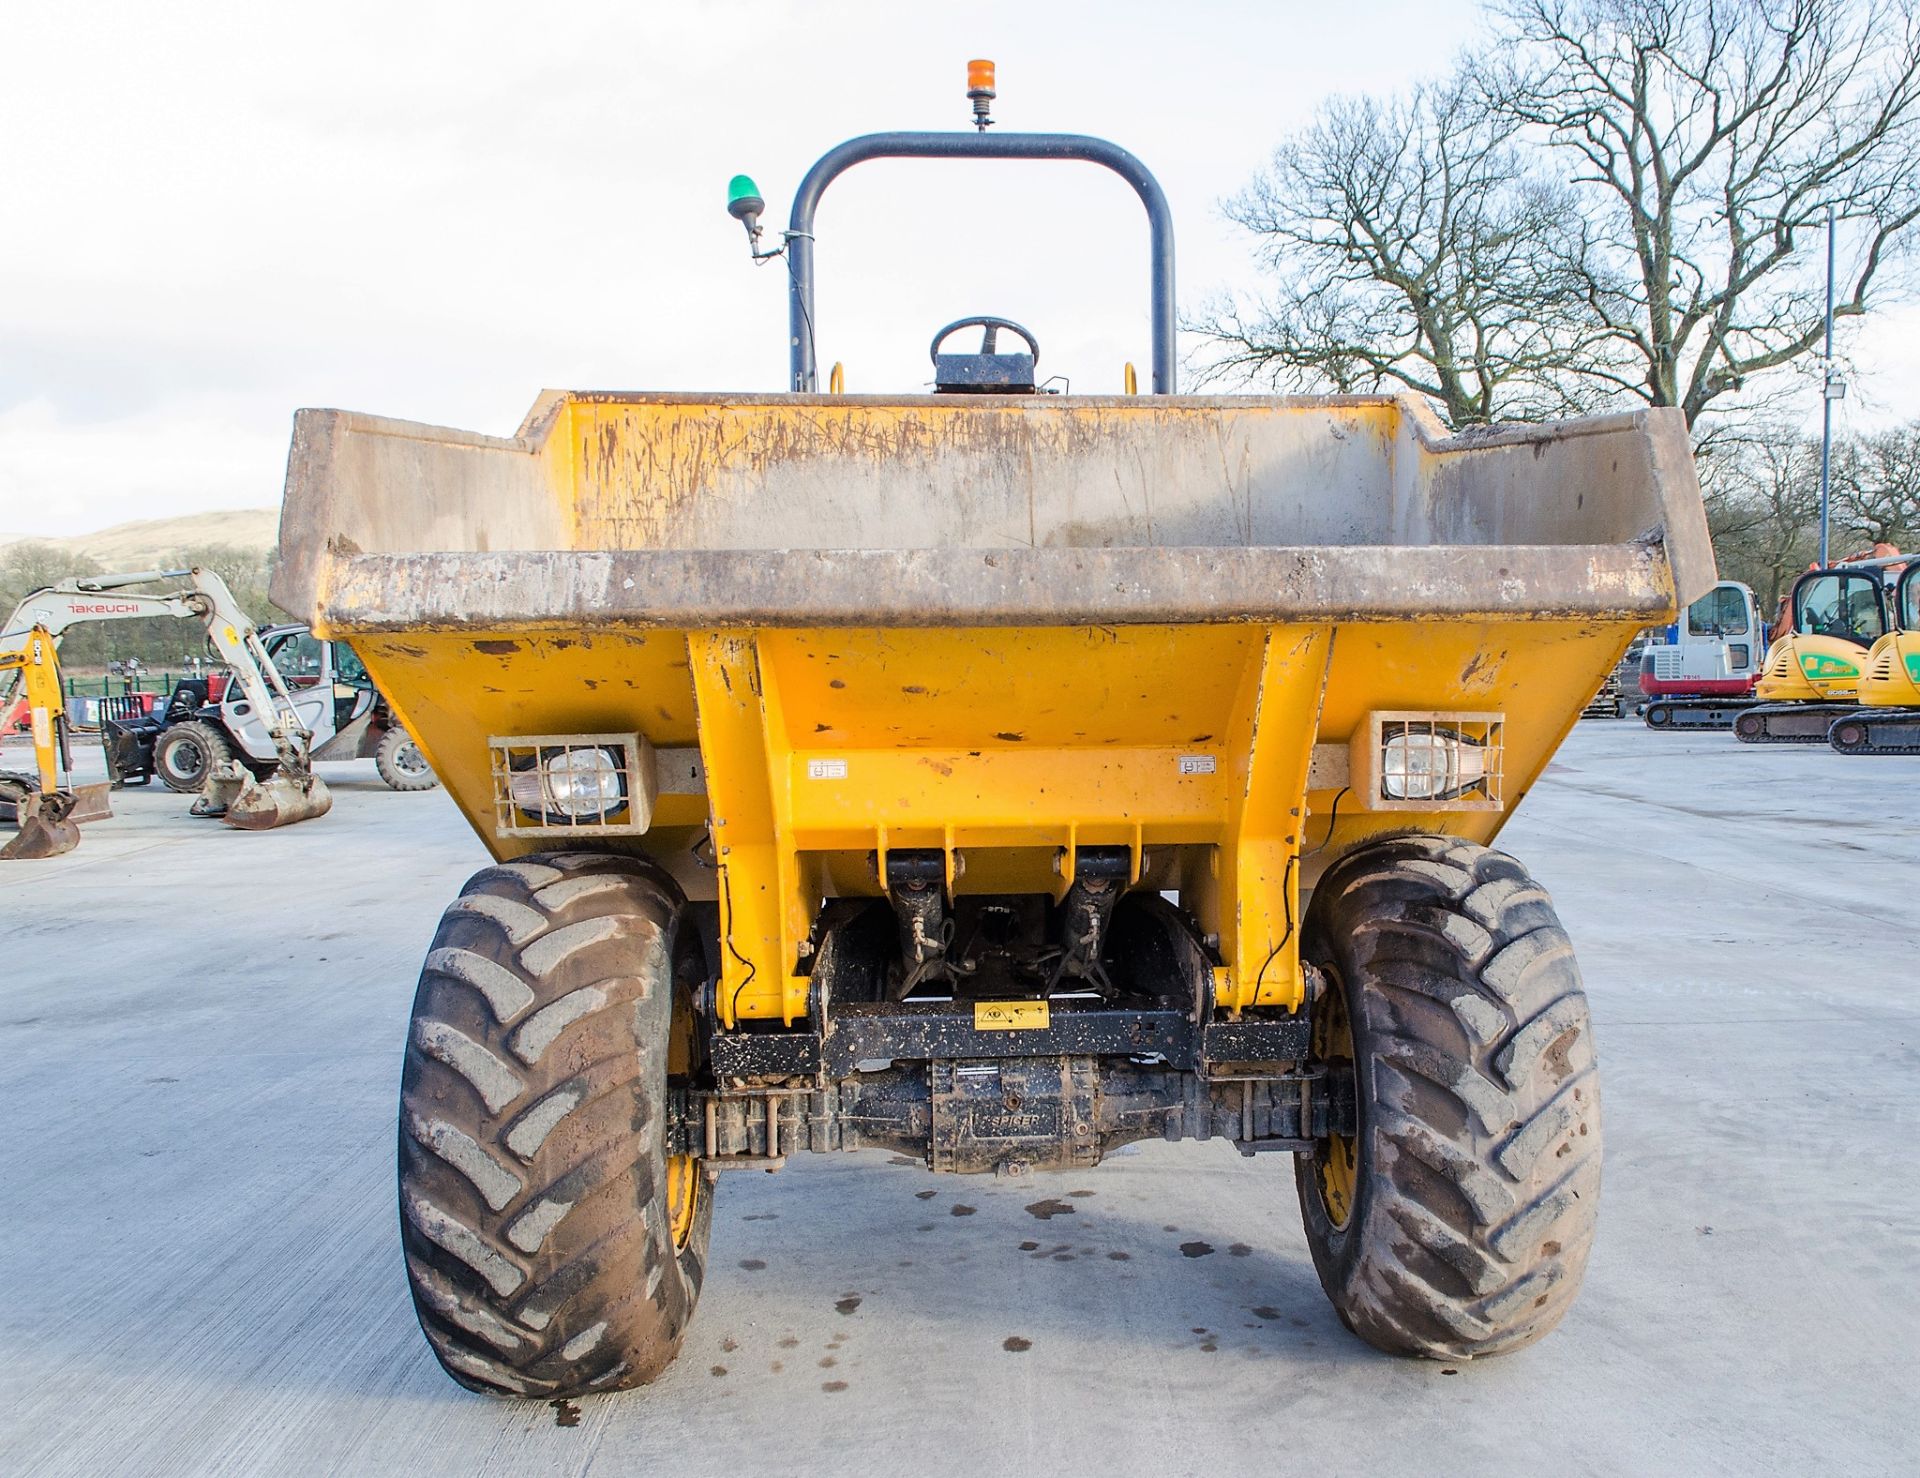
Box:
[1177, 754, 1216, 775]
[974, 1000, 1050, 1031]
[806, 758, 848, 780]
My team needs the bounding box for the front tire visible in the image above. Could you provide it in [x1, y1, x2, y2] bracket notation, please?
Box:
[375, 727, 440, 791]
[1297, 834, 1600, 1360]
[153, 720, 233, 793]
[399, 853, 711, 1397]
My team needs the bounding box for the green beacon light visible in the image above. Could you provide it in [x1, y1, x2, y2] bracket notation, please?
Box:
[727, 174, 766, 253]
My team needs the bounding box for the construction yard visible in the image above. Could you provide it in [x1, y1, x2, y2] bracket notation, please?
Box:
[1, 720, 1913, 1476]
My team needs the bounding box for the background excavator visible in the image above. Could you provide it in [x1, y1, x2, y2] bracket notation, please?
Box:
[1732, 547, 1904, 745]
[0, 628, 111, 858]
[1637, 579, 1764, 729]
[102, 619, 437, 797]
[0, 568, 332, 857]
[1828, 559, 1920, 755]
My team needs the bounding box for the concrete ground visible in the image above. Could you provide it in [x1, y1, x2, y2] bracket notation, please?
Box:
[1, 723, 1915, 1476]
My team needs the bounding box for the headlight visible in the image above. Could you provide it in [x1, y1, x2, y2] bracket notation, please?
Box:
[1380, 725, 1489, 802]
[488, 732, 659, 838]
[508, 746, 629, 823]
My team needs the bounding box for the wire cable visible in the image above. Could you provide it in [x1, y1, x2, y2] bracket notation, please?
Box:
[1251, 852, 1297, 1004]
[1303, 785, 1350, 859]
[758, 235, 820, 390]
[1251, 784, 1351, 1003]
[719, 865, 757, 1029]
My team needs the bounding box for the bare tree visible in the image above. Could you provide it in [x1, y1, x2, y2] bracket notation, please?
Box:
[1689, 419, 1918, 611]
[0, 540, 280, 675]
[0, 541, 102, 610]
[1696, 424, 1820, 608]
[1831, 421, 1920, 548]
[1192, 75, 1624, 426]
[1486, 0, 1920, 424]
[1203, 1, 1920, 434]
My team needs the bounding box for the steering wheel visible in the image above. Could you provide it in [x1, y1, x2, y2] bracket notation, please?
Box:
[929, 316, 1040, 368]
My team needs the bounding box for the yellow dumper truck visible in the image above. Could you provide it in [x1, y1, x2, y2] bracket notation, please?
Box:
[274, 82, 1713, 1398]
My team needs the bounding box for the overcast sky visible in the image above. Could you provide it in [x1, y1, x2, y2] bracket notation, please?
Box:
[4, 0, 1916, 537]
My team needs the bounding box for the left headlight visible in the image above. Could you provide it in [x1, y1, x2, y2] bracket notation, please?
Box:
[508, 746, 628, 823]
[488, 733, 655, 835]
[1380, 725, 1489, 802]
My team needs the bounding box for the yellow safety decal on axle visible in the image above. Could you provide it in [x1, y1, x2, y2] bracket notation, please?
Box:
[974, 1000, 1050, 1031]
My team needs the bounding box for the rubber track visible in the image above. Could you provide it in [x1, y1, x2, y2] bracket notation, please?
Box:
[0, 770, 33, 820]
[398, 853, 709, 1397]
[1641, 698, 1752, 730]
[1732, 702, 1859, 745]
[1297, 834, 1600, 1360]
[1828, 709, 1920, 755]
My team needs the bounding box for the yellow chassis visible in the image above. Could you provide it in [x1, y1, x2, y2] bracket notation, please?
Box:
[285, 390, 1711, 1029]
[1859, 631, 1920, 707]
[353, 615, 1629, 1025]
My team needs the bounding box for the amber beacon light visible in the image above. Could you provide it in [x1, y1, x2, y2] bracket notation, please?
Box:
[967, 58, 996, 130]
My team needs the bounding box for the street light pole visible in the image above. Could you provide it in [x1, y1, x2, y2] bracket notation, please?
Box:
[1818, 205, 1837, 567]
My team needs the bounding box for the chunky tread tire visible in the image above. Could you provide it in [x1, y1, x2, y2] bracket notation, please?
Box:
[153, 720, 233, 793]
[399, 852, 710, 1397]
[375, 728, 440, 792]
[1297, 833, 1600, 1360]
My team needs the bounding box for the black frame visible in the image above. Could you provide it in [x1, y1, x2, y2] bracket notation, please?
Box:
[705, 999, 1311, 1082]
[786, 131, 1177, 395]
[1790, 566, 1889, 647]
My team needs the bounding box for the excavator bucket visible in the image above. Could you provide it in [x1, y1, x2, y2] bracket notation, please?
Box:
[223, 770, 333, 830]
[1, 789, 83, 860]
[68, 781, 112, 824]
[194, 761, 334, 831]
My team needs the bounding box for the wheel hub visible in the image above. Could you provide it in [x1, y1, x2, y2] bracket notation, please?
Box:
[666, 1153, 699, 1248]
[1311, 968, 1357, 1229]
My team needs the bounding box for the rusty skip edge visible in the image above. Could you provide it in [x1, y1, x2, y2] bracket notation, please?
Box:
[464, 388, 1680, 450]
[307, 542, 1679, 633]
[270, 394, 1716, 629]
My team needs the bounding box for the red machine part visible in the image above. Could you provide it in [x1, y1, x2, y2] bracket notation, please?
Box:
[1639, 674, 1754, 696]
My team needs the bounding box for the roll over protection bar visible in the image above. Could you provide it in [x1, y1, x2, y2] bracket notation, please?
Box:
[785, 131, 1178, 395]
